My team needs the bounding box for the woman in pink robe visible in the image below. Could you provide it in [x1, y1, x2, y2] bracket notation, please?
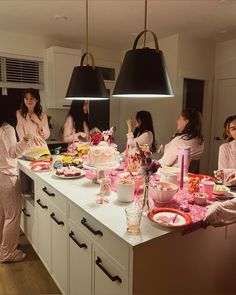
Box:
[0, 104, 40, 262]
[218, 115, 236, 170]
[126, 111, 157, 152]
[16, 88, 50, 152]
[158, 109, 204, 167]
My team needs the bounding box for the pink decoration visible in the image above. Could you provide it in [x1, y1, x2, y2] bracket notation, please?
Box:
[179, 154, 184, 190]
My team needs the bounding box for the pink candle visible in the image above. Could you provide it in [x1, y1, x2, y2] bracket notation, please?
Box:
[125, 144, 129, 169]
[180, 154, 184, 190]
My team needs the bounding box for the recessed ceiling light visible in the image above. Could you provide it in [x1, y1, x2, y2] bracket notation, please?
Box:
[219, 30, 228, 34]
[53, 15, 68, 20]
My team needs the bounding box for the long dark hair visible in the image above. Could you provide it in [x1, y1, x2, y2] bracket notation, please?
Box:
[0, 99, 13, 128]
[67, 100, 90, 133]
[176, 108, 203, 144]
[20, 88, 43, 119]
[223, 115, 236, 142]
[133, 111, 157, 152]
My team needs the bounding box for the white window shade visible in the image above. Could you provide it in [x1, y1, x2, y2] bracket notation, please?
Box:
[0, 56, 43, 89]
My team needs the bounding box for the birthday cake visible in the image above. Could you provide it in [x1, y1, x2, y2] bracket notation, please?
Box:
[88, 142, 117, 167]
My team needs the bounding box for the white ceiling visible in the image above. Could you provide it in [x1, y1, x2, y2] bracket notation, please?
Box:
[0, 0, 236, 50]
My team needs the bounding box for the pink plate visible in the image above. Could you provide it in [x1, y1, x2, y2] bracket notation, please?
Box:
[148, 208, 192, 228]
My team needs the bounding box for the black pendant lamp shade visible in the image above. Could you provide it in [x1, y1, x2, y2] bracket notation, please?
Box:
[113, 30, 173, 98]
[66, 53, 109, 100]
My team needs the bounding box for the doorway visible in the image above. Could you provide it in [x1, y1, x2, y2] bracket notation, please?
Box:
[210, 78, 236, 171]
[0, 88, 23, 127]
[183, 78, 205, 113]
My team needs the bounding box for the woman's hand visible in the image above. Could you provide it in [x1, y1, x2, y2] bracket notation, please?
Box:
[214, 169, 224, 181]
[23, 134, 45, 146]
[226, 172, 236, 186]
[90, 127, 101, 135]
[30, 113, 43, 131]
[126, 119, 132, 133]
[157, 144, 164, 154]
[77, 132, 87, 139]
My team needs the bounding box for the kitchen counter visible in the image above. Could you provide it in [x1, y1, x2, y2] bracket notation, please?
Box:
[18, 159, 236, 295]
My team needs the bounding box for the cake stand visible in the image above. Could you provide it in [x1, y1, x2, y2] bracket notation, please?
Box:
[83, 162, 120, 204]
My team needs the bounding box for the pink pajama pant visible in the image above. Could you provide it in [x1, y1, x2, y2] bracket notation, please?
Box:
[0, 172, 22, 262]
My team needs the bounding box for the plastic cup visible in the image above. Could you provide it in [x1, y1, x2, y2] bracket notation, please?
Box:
[201, 180, 214, 199]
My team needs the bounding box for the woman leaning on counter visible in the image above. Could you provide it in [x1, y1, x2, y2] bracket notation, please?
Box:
[16, 88, 50, 151]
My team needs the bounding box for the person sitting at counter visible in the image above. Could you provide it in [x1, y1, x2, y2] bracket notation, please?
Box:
[126, 111, 157, 152]
[0, 102, 41, 263]
[16, 88, 50, 151]
[158, 109, 204, 167]
[205, 172, 236, 227]
[218, 115, 236, 170]
[63, 100, 100, 147]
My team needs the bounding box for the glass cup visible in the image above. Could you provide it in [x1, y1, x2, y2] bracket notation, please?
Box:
[125, 207, 142, 234]
[100, 178, 112, 196]
[201, 179, 215, 199]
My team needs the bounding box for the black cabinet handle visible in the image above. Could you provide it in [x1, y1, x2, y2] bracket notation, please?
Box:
[81, 217, 103, 236]
[42, 187, 55, 197]
[22, 208, 30, 217]
[50, 213, 64, 226]
[69, 231, 87, 249]
[95, 257, 122, 283]
[214, 136, 223, 141]
[36, 199, 48, 210]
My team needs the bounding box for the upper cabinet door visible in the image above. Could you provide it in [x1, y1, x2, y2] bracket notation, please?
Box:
[46, 46, 81, 109]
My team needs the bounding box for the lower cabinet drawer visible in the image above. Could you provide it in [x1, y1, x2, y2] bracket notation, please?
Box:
[36, 179, 67, 214]
[69, 202, 130, 274]
[94, 245, 129, 295]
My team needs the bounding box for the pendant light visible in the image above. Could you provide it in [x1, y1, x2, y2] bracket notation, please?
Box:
[113, 0, 173, 98]
[66, 0, 109, 100]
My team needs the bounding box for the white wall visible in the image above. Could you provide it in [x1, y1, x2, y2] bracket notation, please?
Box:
[177, 35, 215, 174]
[0, 29, 120, 140]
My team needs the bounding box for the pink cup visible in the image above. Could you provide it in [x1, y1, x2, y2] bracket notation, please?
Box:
[201, 180, 214, 199]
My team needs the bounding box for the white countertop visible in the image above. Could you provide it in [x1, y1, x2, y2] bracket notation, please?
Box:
[19, 160, 174, 247]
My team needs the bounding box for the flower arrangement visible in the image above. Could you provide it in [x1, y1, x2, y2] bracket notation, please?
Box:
[138, 145, 161, 211]
[90, 127, 114, 146]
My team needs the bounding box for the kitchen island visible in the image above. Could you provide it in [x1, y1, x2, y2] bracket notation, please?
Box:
[19, 160, 236, 295]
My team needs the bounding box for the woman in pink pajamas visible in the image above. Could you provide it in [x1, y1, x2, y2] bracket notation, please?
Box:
[0, 105, 40, 262]
[16, 88, 50, 152]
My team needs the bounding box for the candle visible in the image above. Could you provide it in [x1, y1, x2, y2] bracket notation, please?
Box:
[125, 144, 129, 169]
[180, 154, 184, 190]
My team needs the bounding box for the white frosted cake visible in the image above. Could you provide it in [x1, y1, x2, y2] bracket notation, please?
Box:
[88, 142, 117, 167]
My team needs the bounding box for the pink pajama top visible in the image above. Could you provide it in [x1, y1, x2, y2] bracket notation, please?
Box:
[16, 110, 50, 152]
[127, 131, 153, 149]
[0, 124, 31, 176]
[159, 135, 204, 167]
[218, 140, 236, 170]
[63, 115, 90, 144]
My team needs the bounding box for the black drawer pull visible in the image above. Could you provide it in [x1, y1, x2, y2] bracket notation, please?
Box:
[81, 217, 103, 236]
[50, 213, 64, 226]
[36, 199, 48, 210]
[69, 231, 87, 249]
[96, 257, 122, 283]
[42, 187, 55, 197]
[22, 208, 30, 217]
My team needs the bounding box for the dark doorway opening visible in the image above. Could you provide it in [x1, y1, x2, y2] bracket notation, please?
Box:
[89, 90, 110, 131]
[183, 78, 204, 113]
[0, 88, 23, 127]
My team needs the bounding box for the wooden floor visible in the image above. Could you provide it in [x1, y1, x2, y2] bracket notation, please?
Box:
[0, 234, 61, 295]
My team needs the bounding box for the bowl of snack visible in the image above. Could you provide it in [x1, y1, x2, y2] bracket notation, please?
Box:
[150, 181, 178, 204]
[213, 184, 230, 196]
[193, 192, 208, 205]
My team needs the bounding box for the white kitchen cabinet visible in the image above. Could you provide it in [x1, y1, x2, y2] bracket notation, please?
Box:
[21, 198, 38, 251]
[51, 207, 68, 295]
[69, 223, 92, 295]
[93, 246, 128, 295]
[46, 46, 81, 109]
[36, 194, 52, 272]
